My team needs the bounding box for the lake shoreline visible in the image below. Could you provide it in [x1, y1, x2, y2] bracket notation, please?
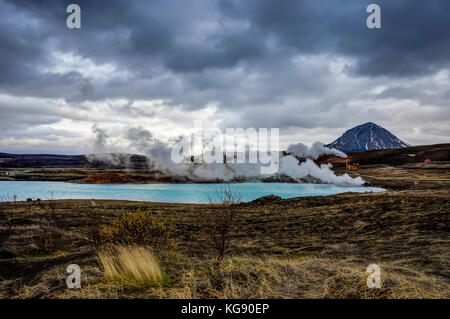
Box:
[0, 180, 384, 203]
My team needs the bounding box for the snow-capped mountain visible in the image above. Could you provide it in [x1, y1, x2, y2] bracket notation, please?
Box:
[326, 122, 409, 153]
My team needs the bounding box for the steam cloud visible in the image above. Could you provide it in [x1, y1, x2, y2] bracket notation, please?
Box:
[287, 142, 347, 159]
[87, 126, 364, 186]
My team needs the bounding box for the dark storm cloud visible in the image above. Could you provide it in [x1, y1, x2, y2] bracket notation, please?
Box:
[0, 0, 95, 102]
[4, 0, 259, 75]
[218, 0, 450, 77]
[1, 0, 448, 103]
[1, 1, 448, 81]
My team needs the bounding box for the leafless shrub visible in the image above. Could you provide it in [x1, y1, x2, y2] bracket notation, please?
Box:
[0, 200, 14, 249]
[199, 185, 242, 262]
[31, 191, 61, 251]
[47, 191, 58, 228]
[34, 221, 63, 252]
[86, 208, 105, 249]
[26, 198, 33, 214]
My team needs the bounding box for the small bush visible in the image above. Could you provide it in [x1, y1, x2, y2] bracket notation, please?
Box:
[97, 209, 177, 252]
[98, 245, 165, 288]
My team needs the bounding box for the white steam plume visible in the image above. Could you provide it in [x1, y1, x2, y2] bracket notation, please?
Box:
[287, 142, 347, 159]
[88, 126, 363, 186]
[185, 155, 363, 186]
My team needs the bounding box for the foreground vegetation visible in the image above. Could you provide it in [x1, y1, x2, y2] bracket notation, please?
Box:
[0, 187, 448, 299]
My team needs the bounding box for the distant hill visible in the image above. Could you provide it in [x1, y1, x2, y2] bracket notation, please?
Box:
[317, 143, 450, 167]
[345, 143, 450, 166]
[0, 153, 87, 168]
[326, 122, 409, 153]
[0, 153, 152, 169]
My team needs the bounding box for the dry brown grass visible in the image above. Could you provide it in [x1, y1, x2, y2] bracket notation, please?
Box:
[1, 191, 449, 299]
[322, 267, 447, 299]
[57, 254, 449, 299]
[98, 246, 165, 289]
[0, 201, 14, 249]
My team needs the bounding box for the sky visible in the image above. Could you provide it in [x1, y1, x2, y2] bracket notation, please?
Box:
[0, 0, 449, 155]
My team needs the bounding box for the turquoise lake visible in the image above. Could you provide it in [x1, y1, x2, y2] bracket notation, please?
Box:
[0, 181, 384, 203]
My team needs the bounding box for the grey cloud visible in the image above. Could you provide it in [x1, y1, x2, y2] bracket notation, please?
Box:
[114, 101, 156, 118]
[376, 84, 450, 111]
[219, 0, 450, 77]
[127, 126, 154, 151]
[0, 0, 449, 151]
[3, 0, 450, 102]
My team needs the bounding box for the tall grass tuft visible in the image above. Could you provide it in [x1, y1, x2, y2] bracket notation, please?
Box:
[98, 245, 165, 288]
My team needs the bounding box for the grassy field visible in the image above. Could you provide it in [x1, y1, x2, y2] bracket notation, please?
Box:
[335, 163, 450, 190]
[0, 186, 448, 298]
